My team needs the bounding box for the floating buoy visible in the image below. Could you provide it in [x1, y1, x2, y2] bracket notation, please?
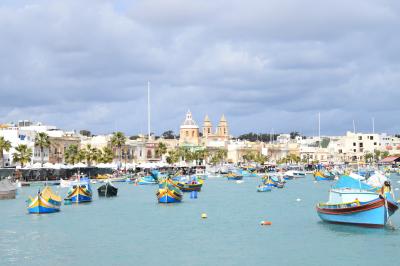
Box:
[260, 221, 272, 226]
[201, 213, 207, 219]
[296, 198, 301, 202]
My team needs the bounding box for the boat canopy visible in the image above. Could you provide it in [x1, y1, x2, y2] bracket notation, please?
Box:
[332, 176, 374, 191]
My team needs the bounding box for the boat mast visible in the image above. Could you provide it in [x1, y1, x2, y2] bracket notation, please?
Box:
[147, 81, 151, 140]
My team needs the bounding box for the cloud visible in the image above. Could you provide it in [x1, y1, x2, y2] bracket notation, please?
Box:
[0, 0, 399, 136]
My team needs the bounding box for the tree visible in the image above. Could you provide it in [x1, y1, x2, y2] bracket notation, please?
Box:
[82, 144, 99, 166]
[166, 149, 180, 164]
[254, 153, 269, 165]
[290, 131, 300, 140]
[34, 132, 50, 167]
[64, 144, 80, 165]
[111, 132, 126, 165]
[79, 130, 92, 137]
[210, 148, 227, 165]
[0, 136, 12, 168]
[382, 151, 390, 159]
[99, 147, 114, 163]
[155, 142, 168, 158]
[365, 153, 374, 163]
[162, 130, 175, 139]
[13, 144, 32, 168]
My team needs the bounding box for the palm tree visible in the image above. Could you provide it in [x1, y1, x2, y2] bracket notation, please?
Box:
[111, 132, 126, 166]
[82, 144, 99, 166]
[0, 137, 12, 168]
[13, 144, 32, 168]
[34, 132, 51, 167]
[155, 142, 168, 158]
[166, 149, 180, 165]
[64, 144, 80, 165]
[99, 147, 114, 163]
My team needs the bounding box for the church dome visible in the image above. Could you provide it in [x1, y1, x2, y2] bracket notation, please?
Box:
[181, 110, 199, 129]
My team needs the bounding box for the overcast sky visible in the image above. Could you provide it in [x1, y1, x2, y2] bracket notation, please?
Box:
[0, 0, 399, 136]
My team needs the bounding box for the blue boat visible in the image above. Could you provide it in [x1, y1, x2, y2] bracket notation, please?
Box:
[316, 176, 398, 227]
[64, 182, 92, 203]
[137, 175, 157, 185]
[156, 180, 183, 203]
[314, 171, 335, 181]
[27, 187, 61, 214]
[257, 185, 272, 192]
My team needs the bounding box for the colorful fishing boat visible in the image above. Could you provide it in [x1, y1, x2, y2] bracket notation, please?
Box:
[316, 176, 399, 227]
[156, 179, 183, 203]
[27, 186, 61, 214]
[64, 181, 92, 203]
[137, 175, 157, 185]
[314, 171, 335, 181]
[176, 178, 203, 192]
[257, 185, 272, 192]
[225, 172, 243, 180]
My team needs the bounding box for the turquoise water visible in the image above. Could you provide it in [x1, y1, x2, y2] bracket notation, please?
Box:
[1, 175, 400, 266]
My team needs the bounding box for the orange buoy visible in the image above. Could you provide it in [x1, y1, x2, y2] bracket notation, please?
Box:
[260, 221, 272, 226]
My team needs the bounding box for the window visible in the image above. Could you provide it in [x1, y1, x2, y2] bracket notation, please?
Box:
[186, 131, 189, 137]
[338, 149, 342, 154]
[192, 131, 194, 137]
[370, 136, 374, 140]
[358, 136, 362, 140]
[208, 128, 211, 134]
[353, 149, 356, 152]
[374, 142, 377, 145]
[353, 142, 356, 146]
[359, 143, 363, 148]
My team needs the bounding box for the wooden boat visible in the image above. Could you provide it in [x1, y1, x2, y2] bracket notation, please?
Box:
[257, 185, 272, 192]
[65, 181, 92, 203]
[98, 181, 118, 197]
[27, 186, 61, 214]
[225, 172, 243, 180]
[176, 180, 203, 192]
[314, 171, 335, 181]
[0, 179, 17, 200]
[317, 195, 398, 227]
[316, 176, 399, 227]
[156, 180, 183, 203]
[137, 175, 157, 185]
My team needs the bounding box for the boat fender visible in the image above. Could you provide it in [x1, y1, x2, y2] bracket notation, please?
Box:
[260, 221, 272, 226]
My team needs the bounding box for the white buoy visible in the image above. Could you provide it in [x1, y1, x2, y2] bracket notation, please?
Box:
[296, 198, 301, 202]
[236, 180, 244, 184]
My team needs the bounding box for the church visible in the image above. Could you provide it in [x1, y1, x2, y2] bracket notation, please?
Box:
[179, 110, 229, 146]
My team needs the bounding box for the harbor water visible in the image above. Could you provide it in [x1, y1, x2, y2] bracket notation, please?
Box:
[1, 175, 400, 266]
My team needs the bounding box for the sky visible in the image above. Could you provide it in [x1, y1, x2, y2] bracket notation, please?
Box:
[0, 0, 400, 137]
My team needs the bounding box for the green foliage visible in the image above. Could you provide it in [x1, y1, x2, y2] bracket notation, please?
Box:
[277, 154, 301, 164]
[155, 142, 168, 158]
[162, 130, 175, 139]
[13, 144, 32, 168]
[238, 132, 279, 142]
[0, 136, 12, 167]
[34, 132, 51, 167]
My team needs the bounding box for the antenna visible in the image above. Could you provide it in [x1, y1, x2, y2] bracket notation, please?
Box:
[318, 112, 321, 148]
[353, 120, 356, 133]
[147, 81, 151, 140]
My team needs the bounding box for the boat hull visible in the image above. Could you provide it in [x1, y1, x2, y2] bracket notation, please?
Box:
[156, 189, 182, 203]
[65, 186, 92, 203]
[257, 186, 272, 192]
[28, 196, 60, 214]
[176, 183, 202, 192]
[316, 198, 398, 227]
[98, 183, 118, 197]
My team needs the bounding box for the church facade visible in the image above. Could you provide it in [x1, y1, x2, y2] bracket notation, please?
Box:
[179, 111, 229, 146]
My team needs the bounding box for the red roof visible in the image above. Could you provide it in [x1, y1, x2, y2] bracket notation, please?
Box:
[380, 156, 400, 163]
